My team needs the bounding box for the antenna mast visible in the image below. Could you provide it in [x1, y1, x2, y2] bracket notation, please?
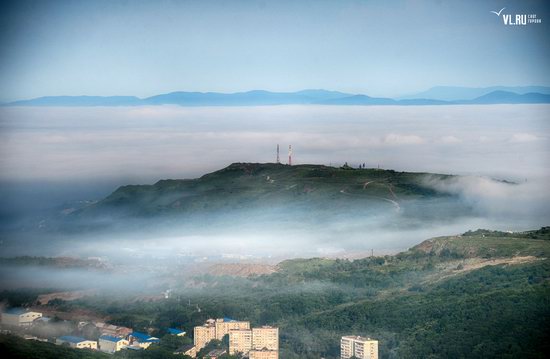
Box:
[288, 145, 292, 166]
[276, 144, 280, 164]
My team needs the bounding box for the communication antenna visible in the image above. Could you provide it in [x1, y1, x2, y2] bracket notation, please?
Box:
[288, 145, 292, 166]
[276, 144, 280, 164]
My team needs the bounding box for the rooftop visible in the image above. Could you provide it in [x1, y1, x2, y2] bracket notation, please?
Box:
[342, 335, 377, 342]
[58, 335, 88, 344]
[175, 344, 196, 353]
[167, 328, 186, 335]
[207, 349, 227, 356]
[131, 332, 160, 343]
[99, 335, 124, 342]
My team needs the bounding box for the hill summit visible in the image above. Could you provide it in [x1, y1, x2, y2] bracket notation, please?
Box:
[74, 162, 460, 222]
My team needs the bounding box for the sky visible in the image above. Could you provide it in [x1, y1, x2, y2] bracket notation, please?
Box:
[0, 0, 549, 102]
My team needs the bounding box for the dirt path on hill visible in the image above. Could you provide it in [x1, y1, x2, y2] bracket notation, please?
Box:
[386, 184, 398, 200]
[363, 181, 375, 189]
[381, 198, 401, 211]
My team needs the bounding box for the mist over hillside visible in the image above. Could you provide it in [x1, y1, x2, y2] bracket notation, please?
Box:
[0, 161, 548, 264]
[0, 104, 548, 260]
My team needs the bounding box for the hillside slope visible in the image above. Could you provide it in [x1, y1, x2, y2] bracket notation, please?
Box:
[225, 228, 550, 358]
[77, 162, 457, 219]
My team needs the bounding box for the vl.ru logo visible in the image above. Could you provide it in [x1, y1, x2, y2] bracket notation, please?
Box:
[491, 7, 542, 25]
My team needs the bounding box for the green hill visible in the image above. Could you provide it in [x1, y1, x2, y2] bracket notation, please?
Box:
[410, 227, 550, 259]
[200, 229, 550, 358]
[75, 162, 460, 221]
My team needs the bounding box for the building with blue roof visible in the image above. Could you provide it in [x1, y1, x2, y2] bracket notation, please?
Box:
[98, 335, 129, 353]
[1, 308, 42, 327]
[168, 327, 186, 336]
[99, 335, 122, 342]
[131, 331, 160, 342]
[56, 335, 97, 350]
[129, 332, 160, 349]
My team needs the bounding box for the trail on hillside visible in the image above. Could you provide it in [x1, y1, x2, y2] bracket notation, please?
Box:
[363, 181, 375, 189]
[361, 180, 401, 211]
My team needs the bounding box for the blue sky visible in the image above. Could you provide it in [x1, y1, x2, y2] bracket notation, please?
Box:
[0, 0, 549, 102]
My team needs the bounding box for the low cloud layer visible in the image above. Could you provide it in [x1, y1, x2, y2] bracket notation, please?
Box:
[0, 104, 548, 262]
[423, 175, 550, 228]
[0, 104, 548, 183]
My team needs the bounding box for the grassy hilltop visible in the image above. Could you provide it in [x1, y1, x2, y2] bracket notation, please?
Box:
[75, 162, 459, 220]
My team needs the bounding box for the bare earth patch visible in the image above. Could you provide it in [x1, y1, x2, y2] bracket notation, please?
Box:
[456, 256, 540, 273]
[426, 256, 543, 284]
[204, 263, 277, 277]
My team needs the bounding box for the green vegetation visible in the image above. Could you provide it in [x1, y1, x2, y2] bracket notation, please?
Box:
[1, 229, 548, 358]
[410, 227, 550, 258]
[78, 163, 457, 219]
[0, 335, 109, 359]
[463, 227, 550, 240]
[0, 288, 50, 307]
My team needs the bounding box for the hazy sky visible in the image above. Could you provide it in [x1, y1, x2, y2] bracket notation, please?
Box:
[1, 0, 549, 102]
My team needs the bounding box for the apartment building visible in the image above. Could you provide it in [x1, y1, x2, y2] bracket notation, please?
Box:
[194, 319, 217, 351]
[252, 326, 279, 351]
[229, 325, 279, 358]
[215, 317, 250, 340]
[228, 329, 252, 355]
[341, 336, 378, 359]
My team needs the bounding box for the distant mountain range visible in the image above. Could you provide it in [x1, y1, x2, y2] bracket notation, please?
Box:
[400, 85, 550, 101]
[5, 87, 550, 107]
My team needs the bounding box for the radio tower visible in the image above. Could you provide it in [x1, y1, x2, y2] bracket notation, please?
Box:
[288, 145, 292, 166]
[276, 144, 280, 164]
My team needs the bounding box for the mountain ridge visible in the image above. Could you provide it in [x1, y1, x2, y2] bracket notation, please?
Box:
[400, 85, 550, 101]
[6, 88, 550, 107]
